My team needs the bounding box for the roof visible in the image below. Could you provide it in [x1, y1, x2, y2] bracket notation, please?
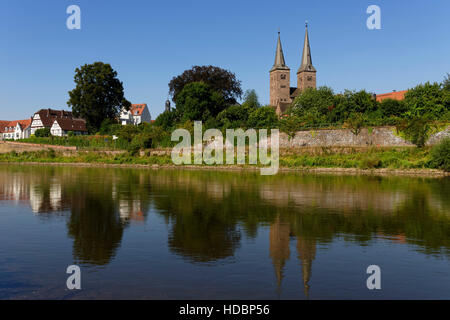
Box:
[130, 104, 147, 116]
[0, 119, 32, 133]
[271, 32, 289, 72]
[376, 90, 407, 102]
[33, 109, 74, 128]
[290, 87, 302, 99]
[53, 118, 87, 132]
[0, 121, 9, 133]
[297, 24, 316, 73]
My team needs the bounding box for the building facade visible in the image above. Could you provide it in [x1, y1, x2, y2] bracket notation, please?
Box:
[270, 24, 317, 116]
[50, 118, 87, 137]
[120, 104, 151, 126]
[30, 109, 86, 136]
[0, 119, 32, 140]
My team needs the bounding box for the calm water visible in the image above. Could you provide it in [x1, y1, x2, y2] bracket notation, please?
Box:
[0, 164, 449, 300]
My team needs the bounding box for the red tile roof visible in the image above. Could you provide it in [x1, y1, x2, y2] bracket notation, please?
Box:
[130, 104, 147, 116]
[0, 121, 9, 133]
[376, 90, 407, 102]
[0, 119, 32, 133]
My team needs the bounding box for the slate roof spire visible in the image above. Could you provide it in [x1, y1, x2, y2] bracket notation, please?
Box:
[298, 22, 316, 73]
[271, 31, 289, 71]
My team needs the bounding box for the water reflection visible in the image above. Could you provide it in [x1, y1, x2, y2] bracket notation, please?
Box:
[0, 165, 449, 295]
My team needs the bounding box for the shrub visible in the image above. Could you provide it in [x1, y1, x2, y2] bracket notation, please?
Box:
[35, 128, 51, 137]
[359, 157, 382, 169]
[247, 106, 278, 129]
[400, 117, 435, 148]
[430, 138, 450, 171]
[346, 112, 366, 136]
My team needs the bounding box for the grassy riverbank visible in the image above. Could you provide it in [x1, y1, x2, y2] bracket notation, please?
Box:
[0, 146, 447, 174]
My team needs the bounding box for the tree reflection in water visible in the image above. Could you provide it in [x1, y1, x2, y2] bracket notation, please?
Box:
[0, 165, 449, 294]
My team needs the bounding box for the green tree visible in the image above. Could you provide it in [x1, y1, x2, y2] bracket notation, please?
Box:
[169, 65, 242, 105]
[216, 104, 253, 129]
[242, 89, 261, 109]
[175, 82, 226, 122]
[430, 138, 450, 172]
[68, 62, 131, 133]
[117, 125, 140, 142]
[346, 112, 366, 136]
[379, 98, 408, 118]
[247, 106, 279, 129]
[291, 86, 335, 117]
[279, 115, 303, 139]
[403, 82, 449, 119]
[154, 110, 179, 130]
[443, 73, 450, 92]
[400, 116, 436, 148]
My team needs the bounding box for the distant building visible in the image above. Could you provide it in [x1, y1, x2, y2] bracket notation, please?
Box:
[375, 90, 408, 102]
[0, 119, 32, 140]
[30, 109, 87, 136]
[120, 104, 151, 125]
[270, 23, 317, 116]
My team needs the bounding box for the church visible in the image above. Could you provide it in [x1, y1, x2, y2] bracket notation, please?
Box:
[270, 24, 316, 116]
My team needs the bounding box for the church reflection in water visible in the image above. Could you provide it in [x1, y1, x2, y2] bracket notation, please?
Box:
[270, 216, 316, 296]
[0, 166, 449, 295]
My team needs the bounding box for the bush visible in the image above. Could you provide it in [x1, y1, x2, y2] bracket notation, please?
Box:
[247, 106, 278, 129]
[359, 157, 382, 169]
[430, 138, 450, 171]
[346, 112, 366, 136]
[35, 128, 51, 137]
[400, 117, 435, 148]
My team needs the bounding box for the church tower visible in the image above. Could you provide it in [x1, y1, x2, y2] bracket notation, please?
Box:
[270, 32, 291, 108]
[297, 23, 316, 91]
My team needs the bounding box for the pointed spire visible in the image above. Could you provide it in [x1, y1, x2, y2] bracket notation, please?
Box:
[298, 22, 316, 73]
[271, 31, 289, 72]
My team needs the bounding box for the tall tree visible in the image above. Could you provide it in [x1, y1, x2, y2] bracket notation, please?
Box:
[169, 65, 242, 105]
[443, 73, 450, 92]
[175, 82, 225, 122]
[243, 89, 261, 108]
[68, 62, 130, 133]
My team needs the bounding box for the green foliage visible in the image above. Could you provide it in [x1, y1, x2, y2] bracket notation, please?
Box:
[291, 86, 335, 118]
[117, 125, 140, 142]
[399, 117, 436, 148]
[346, 112, 366, 136]
[154, 110, 178, 130]
[403, 82, 449, 119]
[442, 73, 450, 92]
[279, 115, 303, 139]
[379, 98, 408, 118]
[430, 138, 450, 171]
[247, 106, 279, 129]
[216, 104, 253, 129]
[168, 65, 242, 105]
[98, 118, 121, 135]
[67, 62, 131, 133]
[34, 128, 51, 137]
[175, 82, 226, 122]
[243, 89, 261, 109]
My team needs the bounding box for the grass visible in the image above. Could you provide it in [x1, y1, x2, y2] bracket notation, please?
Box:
[0, 146, 442, 172]
[280, 147, 432, 170]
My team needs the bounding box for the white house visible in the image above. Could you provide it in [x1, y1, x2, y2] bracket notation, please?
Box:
[50, 118, 87, 137]
[0, 119, 32, 140]
[120, 104, 151, 125]
[30, 109, 74, 135]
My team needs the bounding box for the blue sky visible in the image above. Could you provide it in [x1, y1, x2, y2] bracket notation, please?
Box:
[1, 0, 449, 120]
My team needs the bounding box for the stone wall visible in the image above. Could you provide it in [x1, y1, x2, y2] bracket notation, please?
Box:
[279, 126, 450, 148]
[0, 141, 77, 154]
